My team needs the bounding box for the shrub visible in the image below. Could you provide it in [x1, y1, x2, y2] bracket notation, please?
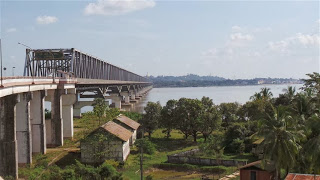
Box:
[229, 138, 245, 154]
[61, 169, 76, 180]
[135, 138, 156, 155]
[146, 175, 153, 180]
[98, 162, 117, 179]
[104, 160, 120, 169]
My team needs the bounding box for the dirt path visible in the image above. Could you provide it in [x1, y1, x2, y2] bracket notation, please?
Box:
[219, 171, 239, 180]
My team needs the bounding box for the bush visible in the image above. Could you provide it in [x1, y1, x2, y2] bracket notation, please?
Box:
[61, 169, 76, 180]
[104, 160, 120, 169]
[229, 138, 245, 154]
[146, 175, 153, 180]
[135, 138, 156, 155]
[99, 162, 117, 179]
[154, 163, 227, 173]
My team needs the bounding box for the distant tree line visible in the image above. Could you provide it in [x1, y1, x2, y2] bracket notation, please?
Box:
[148, 74, 302, 88]
[140, 72, 320, 179]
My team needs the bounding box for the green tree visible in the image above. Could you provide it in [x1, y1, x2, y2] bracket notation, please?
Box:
[219, 102, 240, 127]
[258, 105, 304, 180]
[199, 102, 221, 142]
[160, 99, 178, 138]
[175, 98, 203, 142]
[93, 98, 108, 125]
[140, 101, 162, 137]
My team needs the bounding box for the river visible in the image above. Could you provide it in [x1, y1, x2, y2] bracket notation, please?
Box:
[128, 84, 304, 113]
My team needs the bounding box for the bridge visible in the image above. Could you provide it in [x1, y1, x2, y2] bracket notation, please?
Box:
[0, 48, 152, 178]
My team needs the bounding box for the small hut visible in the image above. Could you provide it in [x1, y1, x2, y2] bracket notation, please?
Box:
[81, 121, 133, 163]
[114, 115, 140, 145]
[239, 161, 275, 180]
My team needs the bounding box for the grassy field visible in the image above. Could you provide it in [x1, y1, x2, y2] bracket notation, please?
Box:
[18, 112, 245, 180]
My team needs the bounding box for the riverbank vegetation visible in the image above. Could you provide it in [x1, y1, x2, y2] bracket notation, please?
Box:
[16, 72, 319, 180]
[149, 74, 302, 88]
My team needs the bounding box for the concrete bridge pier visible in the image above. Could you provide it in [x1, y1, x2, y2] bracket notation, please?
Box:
[0, 94, 20, 179]
[46, 89, 65, 147]
[120, 91, 131, 104]
[62, 89, 76, 139]
[16, 92, 32, 166]
[108, 94, 122, 109]
[30, 90, 46, 154]
[73, 100, 95, 118]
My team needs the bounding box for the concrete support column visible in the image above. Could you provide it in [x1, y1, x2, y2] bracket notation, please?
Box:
[47, 89, 64, 147]
[62, 89, 76, 139]
[16, 92, 32, 165]
[30, 91, 46, 154]
[120, 92, 131, 104]
[108, 94, 122, 109]
[130, 93, 136, 100]
[73, 108, 81, 118]
[124, 95, 130, 103]
[0, 94, 19, 179]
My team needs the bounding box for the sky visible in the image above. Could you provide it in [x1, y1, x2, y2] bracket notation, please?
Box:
[0, 0, 319, 79]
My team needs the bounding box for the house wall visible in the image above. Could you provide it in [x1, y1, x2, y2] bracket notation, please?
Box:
[122, 140, 130, 161]
[240, 169, 272, 180]
[81, 140, 124, 163]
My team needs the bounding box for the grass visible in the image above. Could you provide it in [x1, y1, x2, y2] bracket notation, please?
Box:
[18, 113, 241, 180]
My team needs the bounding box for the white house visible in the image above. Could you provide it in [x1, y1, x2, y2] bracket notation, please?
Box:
[81, 121, 132, 163]
[114, 115, 140, 145]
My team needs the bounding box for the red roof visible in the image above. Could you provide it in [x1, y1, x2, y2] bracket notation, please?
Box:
[285, 173, 320, 180]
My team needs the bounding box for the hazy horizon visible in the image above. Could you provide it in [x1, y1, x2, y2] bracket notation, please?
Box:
[1, 0, 319, 79]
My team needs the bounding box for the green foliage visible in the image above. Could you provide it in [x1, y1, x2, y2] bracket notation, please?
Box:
[61, 168, 76, 180]
[45, 108, 51, 119]
[140, 101, 162, 137]
[160, 99, 178, 138]
[135, 138, 156, 155]
[199, 133, 224, 157]
[229, 138, 245, 154]
[93, 98, 109, 125]
[146, 175, 153, 180]
[121, 111, 142, 121]
[154, 163, 228, 174]
[104, 159, 120, 169]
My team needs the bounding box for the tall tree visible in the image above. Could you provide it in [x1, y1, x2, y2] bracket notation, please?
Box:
[219, 102, 240, 127]
[93, 98, 108, 125]
[160, 99, 178, 138]
[199, 97, 221, 141]
[140, 101, 162, 138]
[258, 105, 304, 180]
[175, 98, 202, 142]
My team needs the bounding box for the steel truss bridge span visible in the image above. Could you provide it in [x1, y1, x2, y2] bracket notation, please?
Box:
[24, 48, 149, 83]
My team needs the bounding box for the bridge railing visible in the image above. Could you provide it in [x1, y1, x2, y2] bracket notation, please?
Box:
[24, 48, 150, 83]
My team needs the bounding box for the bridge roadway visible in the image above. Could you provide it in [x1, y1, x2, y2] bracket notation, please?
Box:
[0, 76, 152, 178]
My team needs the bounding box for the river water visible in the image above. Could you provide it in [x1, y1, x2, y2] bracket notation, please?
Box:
[129, 84, 304, 113]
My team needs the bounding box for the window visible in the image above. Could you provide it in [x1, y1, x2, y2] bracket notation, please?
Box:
[250, 171, 257, 180]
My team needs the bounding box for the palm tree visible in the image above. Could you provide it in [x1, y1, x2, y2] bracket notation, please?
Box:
[260, 87, 273, 99]
[250, 92, 262, 101]
[258, 105, 304, 180]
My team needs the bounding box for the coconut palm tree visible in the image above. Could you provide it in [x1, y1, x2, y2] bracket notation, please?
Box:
[260, 87, 273, 99]
[258, 105, 304, 180]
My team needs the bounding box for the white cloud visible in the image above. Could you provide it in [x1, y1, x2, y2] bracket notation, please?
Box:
[269, 33, 320, 52]
[84, 0, 155, 16]
[230, 33, 254, 41]
[231, 25, 243, 32]
[6, 28, 17, 33]
[36, 16, 58, 24]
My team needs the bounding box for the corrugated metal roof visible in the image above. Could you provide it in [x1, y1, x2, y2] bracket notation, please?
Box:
[285, 173, 320, 180]
[101, 121, 133, 142]
[116, 115, 140, 130]
[240, 160, 275, 172]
